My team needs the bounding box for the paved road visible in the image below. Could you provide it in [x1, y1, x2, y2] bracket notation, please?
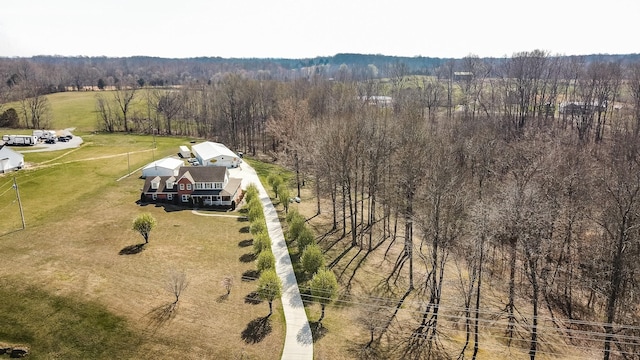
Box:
[230, 164, 314, 360]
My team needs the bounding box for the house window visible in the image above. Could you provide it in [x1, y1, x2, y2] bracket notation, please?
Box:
[179, 183, 184, 190]
[205, 183, 213, 189]
[187, 184, 192, 190]
[151, 181, 159, 190]
[214, 182, 222, 189]
[152, 194, 157, 200]
[167, 194, 173, 200]
[166, 181, 174, 189]
[196, 183, 203, 189]
[181, 194, 189, 202]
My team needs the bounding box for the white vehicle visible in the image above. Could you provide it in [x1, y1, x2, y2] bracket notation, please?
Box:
[2, 135, 38, 146]
[43, 130, 57, 140]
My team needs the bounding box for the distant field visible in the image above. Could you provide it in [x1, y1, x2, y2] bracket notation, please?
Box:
[1, 90, 152, 133]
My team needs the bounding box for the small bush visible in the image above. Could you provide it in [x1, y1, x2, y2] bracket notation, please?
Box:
[287, 215, 306, 242]
[301, 243, 324, 275]
[253, 231, 272, 255]
[244, 184, 260, 203]
[297, 226, 315, 251]
[256, 250, 276, 272]
[248, 203, 264, 223]
[286, 208, 304, 224]
[267, 174, 282, 198]
[279, 186, 291, 213]
[250, 220, 266, 235]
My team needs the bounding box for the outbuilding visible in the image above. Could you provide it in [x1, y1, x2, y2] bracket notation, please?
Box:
[0, 144, 25, 173]
[141, 157, 184, 178]
[191, 141, 241, 168]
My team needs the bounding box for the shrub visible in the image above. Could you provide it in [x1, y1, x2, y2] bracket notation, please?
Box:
[287, 215, 306, 242]
[279, 186, 291, 213]
[253, 231, 272, 255]
[297, 226, 315, 251]
[248, 202, 264, 223]
[286, 208, 304, 224]
[256, 250, 276, 272]
[301, 243, 324, 275]
[250, 219, 266, 235]
[244, 184, 259, 203]
[267, 174, 282, 198]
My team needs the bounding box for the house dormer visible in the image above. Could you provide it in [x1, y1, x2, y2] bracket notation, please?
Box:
[166, 176, 176, 190]
[150, 176, 161, 190]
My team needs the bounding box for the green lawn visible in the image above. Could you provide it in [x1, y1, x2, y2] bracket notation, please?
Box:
[1, 96, 285, 358]
[2, 89, 155, 132]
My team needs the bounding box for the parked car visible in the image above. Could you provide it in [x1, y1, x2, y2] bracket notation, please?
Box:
[45, 138, 56, 144]
[58, 136, 69, 142]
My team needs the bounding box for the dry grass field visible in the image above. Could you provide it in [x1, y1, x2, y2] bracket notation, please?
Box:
[0, 136, 285, 359]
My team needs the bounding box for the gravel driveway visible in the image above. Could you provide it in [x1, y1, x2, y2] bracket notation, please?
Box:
[12, 128, 83, 153]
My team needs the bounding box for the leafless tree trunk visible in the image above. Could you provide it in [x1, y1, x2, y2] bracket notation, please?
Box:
[113, 83, 137, 132]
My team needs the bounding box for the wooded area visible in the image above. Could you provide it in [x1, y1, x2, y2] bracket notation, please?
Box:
[2, 50, 640, 359]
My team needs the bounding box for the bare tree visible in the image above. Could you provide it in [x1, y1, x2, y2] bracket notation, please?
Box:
[113, 81, 138, 132]
[593, 133, 640, 360]
[154, 89, 184, 135]
[629, 62, 640, 137]
[95, 94, 119, 132]
[221, 275, 234, 295]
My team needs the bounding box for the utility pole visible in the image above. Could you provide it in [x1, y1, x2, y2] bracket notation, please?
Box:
[12, 177, 25, 229]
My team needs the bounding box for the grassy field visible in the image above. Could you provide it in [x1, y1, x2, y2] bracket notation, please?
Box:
[0, 131, 285, 359]
[2, 89, 152, 133]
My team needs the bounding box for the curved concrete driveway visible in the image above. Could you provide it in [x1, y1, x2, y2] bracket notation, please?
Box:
[230, 163, 313, 360]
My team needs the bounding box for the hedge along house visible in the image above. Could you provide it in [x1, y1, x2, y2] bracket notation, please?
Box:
[141, 157, 184, 178]
[141, 166, 242, 209]
[0, 144, 24, 173]
[191, 141, 241, 168]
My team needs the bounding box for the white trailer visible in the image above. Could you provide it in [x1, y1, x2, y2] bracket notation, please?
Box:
[179, 145, 191, 158]
[2, 135, 38, 146]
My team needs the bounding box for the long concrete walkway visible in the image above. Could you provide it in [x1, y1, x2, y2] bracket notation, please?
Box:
[233, 163, 313, 360]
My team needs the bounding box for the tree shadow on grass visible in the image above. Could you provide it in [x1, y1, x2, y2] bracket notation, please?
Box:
[238, 239, 253, 247]
[240, 253, 257, 263]
[216, 294, 229, 302]
[119, 243, 146, 255]
[241, 316, 272, 344]
[239, 226, 250, 233]
[244, 291, 262, 305]
[143, 301, 178, 335]
[309, 321, 328, 342]
[242, 269, 259, 282]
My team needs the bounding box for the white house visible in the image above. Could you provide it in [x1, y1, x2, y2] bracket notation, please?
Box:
[191, 142, 241, 168]
[141, 157, 184, 178]
[0, 145, 25, 173]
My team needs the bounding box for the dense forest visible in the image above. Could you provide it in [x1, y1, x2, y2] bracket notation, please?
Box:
[2, 51, 640, 359]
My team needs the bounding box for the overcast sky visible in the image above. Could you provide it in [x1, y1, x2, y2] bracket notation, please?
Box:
[1, 0, 638, 59]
